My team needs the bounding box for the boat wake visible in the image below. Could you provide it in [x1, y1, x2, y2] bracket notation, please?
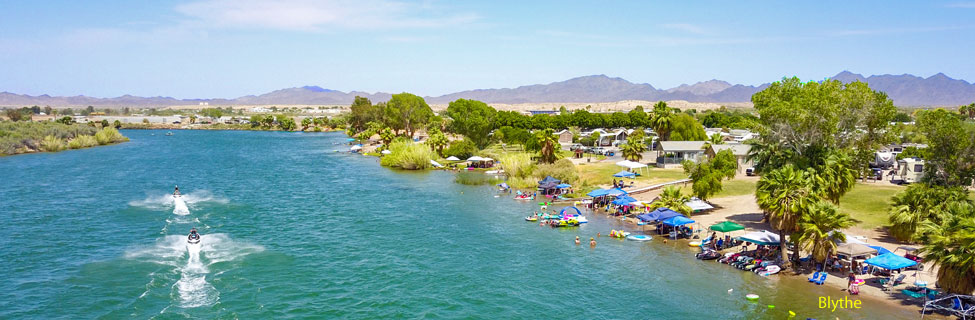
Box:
[125, 234, 263, 308]
[128, 190, 228, 215]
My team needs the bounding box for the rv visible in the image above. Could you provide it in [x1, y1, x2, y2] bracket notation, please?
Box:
[894, 158, 925, 184]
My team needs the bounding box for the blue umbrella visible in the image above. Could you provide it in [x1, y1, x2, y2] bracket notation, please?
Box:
[662, 215, 695, 226]
[613, 170, 637, 178]
[864, 253, 918, 270]
[611, 195, 637, 205]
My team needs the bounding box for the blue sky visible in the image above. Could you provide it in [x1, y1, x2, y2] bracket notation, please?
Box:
[1, 0, 974, 99]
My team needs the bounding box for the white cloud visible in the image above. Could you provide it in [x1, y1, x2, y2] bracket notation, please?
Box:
[660, 23, 711, 35]
[945, 1, 975, 8]
[175, 0, 478, 31]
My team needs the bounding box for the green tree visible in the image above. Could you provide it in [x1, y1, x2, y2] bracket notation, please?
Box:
[682, 149, 737, 201]
[426, 127, 449, 156]
[619, 135, 647, 161]
[650, 102, 674, 140]
[4, 109, 26, 121]
[56, 116, 74, 125]
[811, 151, 859, 204]
[443, 139, 478, 159]
[915, 108, 975, 186]
[113, 120, 122, 129]
[628, 106, 648, 127]
[667, 113, 707, 141]
[533, 128, 560, 164]
[707, 133, 724, 145]
[794, 201, 854, 264]
[888, 184, 971, 242]
[649, 186, 692, 216]
[189, 115, 197, 124]
[919, 202, 975, 294]
[756, 164, 817, 267]
[349, 96, 380, 131]
[385, 93, 433, 138]
[278, 117, 297, 131]
[445, 99, 497, 148]
[100, 119, 110, 128]
[301, 118, 312, 130]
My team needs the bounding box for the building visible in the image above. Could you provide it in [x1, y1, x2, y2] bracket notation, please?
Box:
[656, 141, 708, 168]
[705, 144, 753, 171]
[554, 129, 573, 144]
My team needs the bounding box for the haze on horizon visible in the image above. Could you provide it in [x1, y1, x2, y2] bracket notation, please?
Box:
[1, 1, 974, 99]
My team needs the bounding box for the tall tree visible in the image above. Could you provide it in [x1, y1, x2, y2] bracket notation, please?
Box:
[919, 201, 975, 294]
[426, 127, 449, 157]
[650, 186, 692, 216]
[533, 128, 560, 164]
[445, 99, 497, 148]
[349, 96, 380, 131]
[619, 135, 648, 161]
[385, 93, 433, 138]
[756, 164, 817, 267]
[794, 201, 854, 264]
[915, 108, 975, 187]
[650, 102, 674, 140]
[888, 184, 971, 242]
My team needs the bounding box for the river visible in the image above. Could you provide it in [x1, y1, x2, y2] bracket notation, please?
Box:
[0, 129, 918, 319]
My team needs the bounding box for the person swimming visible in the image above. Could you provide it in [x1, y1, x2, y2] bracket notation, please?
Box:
[575, 236, 581, 245]
[590, 238, 596, 247]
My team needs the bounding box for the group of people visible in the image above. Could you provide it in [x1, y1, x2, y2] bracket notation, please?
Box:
[704, 232, 741, 251]
[610, 179, 633, 189]
[575, 236, 596, 247]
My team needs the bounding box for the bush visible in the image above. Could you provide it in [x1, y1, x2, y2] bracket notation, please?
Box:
[40, 135, 66, 152]
[379, 140, 436, 170]
[68, 135, 98, 149]
[94, 128, 128, 145]
[443, 139, 478, 159]
[499, 153, 534, 179]
[533, 158, 579, 184]
[0, 121, 101, 155]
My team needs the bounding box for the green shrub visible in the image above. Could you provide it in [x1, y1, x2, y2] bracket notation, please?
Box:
[40, 135, 66, 152]
[94, 128, 128, 145]
[499, 153, 534, 179]
[534, 158, 579, 184]
[443, 139, 478, 159]
[380, 140, 436, 170]
[0, 121, 101, 155]
[68, 135, 98, 149]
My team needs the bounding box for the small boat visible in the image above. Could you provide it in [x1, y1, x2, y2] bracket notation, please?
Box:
[627, 235, 652, 241]
[165, 131, 174, 136]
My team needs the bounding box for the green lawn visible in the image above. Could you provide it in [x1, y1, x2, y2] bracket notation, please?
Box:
[837, 183, 904, 229]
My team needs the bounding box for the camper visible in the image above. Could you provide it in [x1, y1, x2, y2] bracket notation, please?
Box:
[894, 158, 925, 184]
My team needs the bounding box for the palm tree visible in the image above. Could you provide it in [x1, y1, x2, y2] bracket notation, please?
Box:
[812, 151, 858, 204]
[534, 128, 560, 163]
[888, 184, 969, 242]
[707, 133, 724, 146]
[756, 164, 817, 267]
[619, 135, 647, 161]
[795, 201, 854, 264]
[919, 202, 975, 294]
[745, 139, 794, 174]
[650, 186, 692, 216]
[426, 127, 449, 157]
[650, 102, 673, 141]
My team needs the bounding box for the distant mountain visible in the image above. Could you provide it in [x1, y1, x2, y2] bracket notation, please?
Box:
[2, 72, 973, 107]
[830, 71, 975, 106]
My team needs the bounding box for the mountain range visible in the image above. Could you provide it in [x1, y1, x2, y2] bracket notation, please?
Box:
[1, 71, 973, 107]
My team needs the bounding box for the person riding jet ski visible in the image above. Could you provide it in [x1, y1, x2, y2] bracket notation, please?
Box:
[174, 185, 181, 196]
[187, 228, 200, 244]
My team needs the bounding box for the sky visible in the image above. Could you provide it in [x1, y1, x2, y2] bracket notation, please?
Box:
[1, 0, 974, 99]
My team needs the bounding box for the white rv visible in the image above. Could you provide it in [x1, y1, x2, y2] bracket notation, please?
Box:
[894, 158, 925, 184]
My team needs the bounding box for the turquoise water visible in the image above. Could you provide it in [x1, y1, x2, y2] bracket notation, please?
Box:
[0, 130, 918, 319]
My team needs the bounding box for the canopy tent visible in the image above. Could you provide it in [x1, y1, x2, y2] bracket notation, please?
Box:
[833, 231, 870, 246]
[587, 188, 610, 197]
[556, 183, 572, 189]
[611, 195, 638, 205]
[381, 149, 392, 154]
[605, 188, 628, 196]
[538, 176, 561, 185]
[613, 170, 637, 178]
[539, 182, 559, 189]
[709, 221, 745, 233]
[863, 253, 918, 270]
[445, 156, 461, 161]
[350, 145, 362, 151]
[467, 156, 485, 161]
[738, 230, 781, 246]
[429, 160, 444, 168]
[482, 157, 494, 162]
[637, 207, 682, 222]
[869, 245, 893, 255]
[662, 215, 695, 227]
[559, 206, 582, 216]
[836, 243, 878, 257]
[615, 160, 649, 175]
[686, 198, 714, 212]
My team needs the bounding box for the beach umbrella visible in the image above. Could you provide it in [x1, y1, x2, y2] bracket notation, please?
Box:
[381, 149, 392, 154]
[350, 145, 362, 150]
[835, 243, 878, 257]
[709, 221, 745, 233]
[445, 156, 460, 161]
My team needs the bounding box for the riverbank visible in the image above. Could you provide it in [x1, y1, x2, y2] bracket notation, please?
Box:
[0, 121, 129, 156]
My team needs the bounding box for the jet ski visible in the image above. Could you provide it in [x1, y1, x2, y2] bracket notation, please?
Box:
[187, 228, 201, 245]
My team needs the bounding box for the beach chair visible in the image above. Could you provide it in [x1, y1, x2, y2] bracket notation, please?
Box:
[814, 273, 827, 285]
[901, 289, 925, 299]
[861, 266, 870, 275]
[892, 274, 906, 286]
[808, 272, 821, 282]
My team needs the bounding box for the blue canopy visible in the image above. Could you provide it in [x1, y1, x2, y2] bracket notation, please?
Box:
[869, 245, 892, 256]
[605, 188, 628, 196]
[611, 195, 637, 205]
[559, 206, 582, 216]
[863, 253, 918, 270]
[662, 215, 695, 226]
[613, 170, 636, 178]
[587, 189, 610, 197]
[346, 138, 356, 141]
[556, 183, 572, 189]
[637, 207, 682, 222]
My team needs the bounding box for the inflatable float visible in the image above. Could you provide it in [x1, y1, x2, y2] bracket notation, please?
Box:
[627, 235, 652, 241]
[688, 241, 701, 247]
[525, 216, 538, 222]
[745, 294, 759, 301]
[608, 230, 630, 238]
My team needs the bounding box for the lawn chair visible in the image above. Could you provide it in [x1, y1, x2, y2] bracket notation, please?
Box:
[808, 272, 821, 282]
[814, 272, 827, 285]
[892, 274, 906, 286]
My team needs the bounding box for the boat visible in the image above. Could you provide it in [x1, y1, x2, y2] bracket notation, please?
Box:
[187, 228, 201, 245]
[627, 235, 652, 241]
[696, 249, 722, 260]
[525, 216, 538, 222]
[165, 131, 174, 136]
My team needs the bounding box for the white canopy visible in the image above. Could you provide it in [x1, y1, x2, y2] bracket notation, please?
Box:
[686, 198, 714, 211]
[430, 159, 444, 168]
[615, 160, 649, 175]
[738, 230, 781, 246]
[445, 156, 461, 161]
[350, 145, 362, 150]
[482, 157, 494, 162]
[467, 156, 485, 161]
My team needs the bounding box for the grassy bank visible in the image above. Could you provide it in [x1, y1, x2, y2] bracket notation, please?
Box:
[0, 121, 129, 156]
[837, 183, 905, 229]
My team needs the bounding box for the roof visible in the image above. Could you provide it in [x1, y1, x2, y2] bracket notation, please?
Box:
[709, 144, 752, 157]
[658, 141, 708, 152]
[554, 129, 571, 135]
